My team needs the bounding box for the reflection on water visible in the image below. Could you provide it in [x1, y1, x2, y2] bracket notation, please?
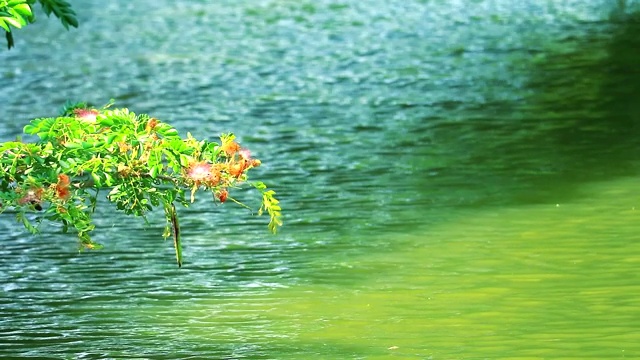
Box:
[1, 0, 639, 358]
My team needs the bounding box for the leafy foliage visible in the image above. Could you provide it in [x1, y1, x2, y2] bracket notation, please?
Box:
[0, 102, 282, 266]
[2, 0, 78, 49]
[1, 0, 34, 48]
[37, 0, 77, 29]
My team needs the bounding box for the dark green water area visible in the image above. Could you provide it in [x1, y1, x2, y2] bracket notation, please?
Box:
[1, 1, 639, 358]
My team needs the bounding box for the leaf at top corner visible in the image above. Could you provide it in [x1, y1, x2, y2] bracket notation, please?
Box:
[62, 13, 77, 28]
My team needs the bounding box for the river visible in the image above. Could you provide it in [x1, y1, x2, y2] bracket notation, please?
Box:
[1, 0, 639, 358]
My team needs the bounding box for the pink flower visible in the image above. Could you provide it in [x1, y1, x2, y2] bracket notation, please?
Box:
[239, 148, 251, 160]
[73, 108, 99, 122]
[188, 162, 212, 182]
[185, 161, 221, 187]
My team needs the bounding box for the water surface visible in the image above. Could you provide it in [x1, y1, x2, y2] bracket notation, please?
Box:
[1, 0, 639, 358]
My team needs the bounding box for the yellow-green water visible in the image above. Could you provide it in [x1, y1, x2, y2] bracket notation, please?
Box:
[141, 178, 638, 359]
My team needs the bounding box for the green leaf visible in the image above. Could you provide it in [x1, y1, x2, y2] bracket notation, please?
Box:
[105, 133, 118, 145]
[8, 0, 29, 6]
[24, 117, 55, 136]
[8, 8, 27, 26]
[157, 124, 179, 139]
[17, 212, 39, 234]
[23, 124, 36, 134]
[90, 172, 102, 187]
[13, 5, 32, 17]
[0, 141, 21, 152]
[252, 181, 267, 190]
[0, 19, 12, 32]
[37, 0, 78, 29]
[100, 117, 115, 128]
[63, 13, 77, 28]
[150, 164, 160, 179]
[64, 141, 82, 149]
[108, 185, 120, 196]
[1, 16, 23, 28]
[104, 173, 113, 186]
[179, 154, 190, 167]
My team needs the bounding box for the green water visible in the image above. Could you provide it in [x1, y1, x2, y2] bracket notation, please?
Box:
[1, 0, 640, 358]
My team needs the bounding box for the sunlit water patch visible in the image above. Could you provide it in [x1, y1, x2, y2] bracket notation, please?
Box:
[214, 177, 638, 359]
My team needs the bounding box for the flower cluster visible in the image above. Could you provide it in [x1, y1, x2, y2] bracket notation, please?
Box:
[73, 108, 99, 122]
[182, 136, 261, 204]
[55, 174, 71, 201]
[17, 187, 44, 210]
[185, 161, 222, 187]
